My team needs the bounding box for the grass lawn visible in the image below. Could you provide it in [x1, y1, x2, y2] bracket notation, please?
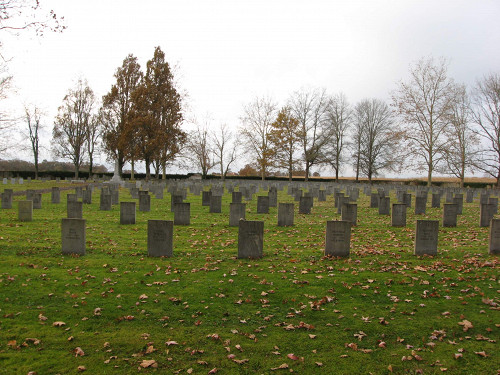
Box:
[0, 182, 498, 374]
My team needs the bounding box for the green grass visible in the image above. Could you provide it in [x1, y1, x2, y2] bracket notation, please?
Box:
[0, 183, 498, 374]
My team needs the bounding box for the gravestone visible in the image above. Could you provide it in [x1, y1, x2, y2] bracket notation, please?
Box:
[415, 196, 426, 215]
[480, 193, 489, 204]
[18, 200, 33, 221]
[341, 203, 357, 226]
[147, 220, 173, 257]
[32, 193, 42, 209]
[466, 190, 474, 203]
[378, 197, 390, 215]
[232, 191, 242, 204]
[155, 188, 164, 199]
[19, 178, 23, 184]
[453, 195, 463, 215]
[318, 190, 326, 202]
[1, 189, 13, 209]
[335, 192, 345, 208]
[75, 186, 83, 199]
[67, 201, 83, 219]
[431, 193, 441, 208]
[403, 193, 412, 208]
[414, 220, 439, 256]
[257, 196, 270, 214]
[488, 219, 500, 254]
[299, 196, 313, 214]
[238, 220, 264, 259]
[51, 187, 61, 204]
[480, 203, 495, 227]
[139, 193, 151, 212]
[61, 218, 86, 255]
[337, 196, 349, 214]
[268, 188, 277, 207]
[174, 202, 190, 225]
[488, 197, 498, 214]
[442, 203, 458, 227]
[229, 203, 246, 226]
[325, 220, 350, 257]
[391, 203, 407, 227]
[100, 193, 112, 211]
[370, 193, 379, 208]
[82, 189, 92, 204]
[26, 189, 34, 201]
[67, 193, 77, 203]
[111, 189, 119, 205]
[120, 202, 136, 224]
[130, 187, 139, 199]
[294, 189, 302, 202]
[278, 203, 294, 227]
[202, 191, 212, 206]
[209, 195, 222, 213]
[2, 178, 6, 184]
[171, 194, 183, 212]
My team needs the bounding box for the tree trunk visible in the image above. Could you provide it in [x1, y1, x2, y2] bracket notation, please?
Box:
[427, 167, 432, 187]
[145, 158, 151, 181]
[162, 163, 166, 180]
[335, 167, 339, 182]
[131, 159, 135, 180]
[305, 163, 309, 182]
[89, 156, 93, 178]
[34, 155, 39, 180]
[118, 154, 124, 177]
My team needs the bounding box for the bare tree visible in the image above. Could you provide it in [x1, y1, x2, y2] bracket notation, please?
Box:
[240, 96, 277, 180]
[355, 99, 400, 182]
[440, 84, 479, 187]
[288, 87, 330, 181]
[184, 119, 217, 179]
[22, 104, 44, 179]
[52, 78, 95, 178]
[0, 0, 65, 35]
[472, 73, 500, 186]
[325, 93, 351, 182]
[86, 107, 102, 177]
[213, 123, 239, 181]
[0, 62, 13, 154]
[392, 57, 455, 186]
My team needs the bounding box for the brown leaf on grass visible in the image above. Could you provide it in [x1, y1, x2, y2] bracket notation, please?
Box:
[233, 358, 249, 364]
[38, 314, 48, 321]
[165, 340, 178, 346]
[458, 320, 473, 332]
[140, 359, 158, 368]
[208, 368, 218, 374]
[287, 353, 299, 360]
[77, 365, 86, 372]
[73, 347, 85, 357]
[7, 340, 17, 349]
[454, 353, 463, 359]
[315, 362, 323, 366]
[53, 321, 66, 327]
[474, 351, 488, 357]
[271, 363, 289, 370]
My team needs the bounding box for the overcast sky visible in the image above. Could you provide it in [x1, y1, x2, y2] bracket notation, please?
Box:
[3, 0, 500, 176]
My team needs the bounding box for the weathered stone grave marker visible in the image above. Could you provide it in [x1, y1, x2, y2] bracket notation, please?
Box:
[120, 202, 136, 224]
[325, 220, 350, 257]
[147, 220, 173, 257]
[238, 220, 264, 259]
[61, 218, 86, 255]
[414, 220, 438, 256]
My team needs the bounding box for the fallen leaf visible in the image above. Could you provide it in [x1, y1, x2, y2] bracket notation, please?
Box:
[140, 359, 158, 368]
[73, 347, 85, 357]
[458, 320, 473, 332]
[53, 321, 66, 327]
[474, 351, 488, 357]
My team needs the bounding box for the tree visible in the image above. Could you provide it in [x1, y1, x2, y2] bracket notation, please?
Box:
[288, 87, 330, 181]
[238, 164, 258, 177]
[130, 46, 185, 180]
[22, 104, 44, 179]
[441, 84, 479, 187]
[240, 96, 277, 180]
[86, 107, 102, 176]
[472, 73, 500, 186]
[101, 54, 142, 177]
[325, 93, 351, 182]
[184, 120, 216, 179]
[354, 99, 400, 182]
[392, 57, 455, 186]
[268, 106, 302, 181]
[0, 0, 65, 35]
[52, 78, 95, 178]
[213, 122, 239, 181]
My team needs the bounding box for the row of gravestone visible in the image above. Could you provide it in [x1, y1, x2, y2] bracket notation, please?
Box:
[60, 217, 500, 257]
[4, 183, 498, 230]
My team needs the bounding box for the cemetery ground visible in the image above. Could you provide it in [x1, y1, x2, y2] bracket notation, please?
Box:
[0, 183, 498, 375]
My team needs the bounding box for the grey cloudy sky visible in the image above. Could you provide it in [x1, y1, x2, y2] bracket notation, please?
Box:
[3, 0, 500, 175]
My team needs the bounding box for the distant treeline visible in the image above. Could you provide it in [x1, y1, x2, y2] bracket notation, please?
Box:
[0, 159, 108, 175]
